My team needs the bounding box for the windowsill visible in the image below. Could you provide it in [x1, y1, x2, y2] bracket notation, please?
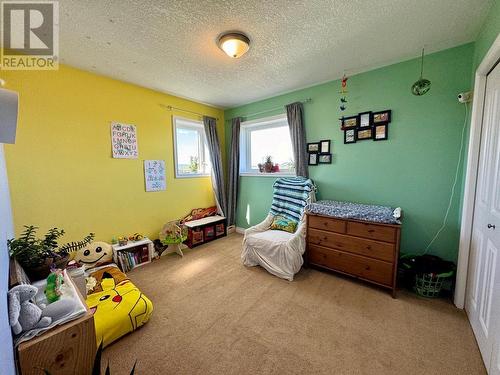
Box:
[175, 174, 211, 179]
[239, 172, 296, 177]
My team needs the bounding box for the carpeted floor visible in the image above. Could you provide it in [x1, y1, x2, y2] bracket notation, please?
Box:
[103, 233, 486, 374]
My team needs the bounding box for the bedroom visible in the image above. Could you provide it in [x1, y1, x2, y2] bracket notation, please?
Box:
[1, 0, 499, 374]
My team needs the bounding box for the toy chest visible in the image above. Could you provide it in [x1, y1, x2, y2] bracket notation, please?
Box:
[184, 215, 227, 248]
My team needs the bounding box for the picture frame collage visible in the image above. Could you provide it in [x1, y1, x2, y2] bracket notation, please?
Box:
[340, 109, 392, 144]
[307, 139, 332, 165]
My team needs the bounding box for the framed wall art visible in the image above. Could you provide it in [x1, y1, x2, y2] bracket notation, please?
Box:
[341, 115, 358, 129]
[344, 128, 356, 144]
[307, 142, 320, 153]
[374, 124, 388, 141]
[373, 110, 392, 124]
[318, 153, 332, 164]
[308, 153, 318, 165]
[319, 140, 331, 154]
[357, 128, 373, 140]
[358, 111, 372, 129]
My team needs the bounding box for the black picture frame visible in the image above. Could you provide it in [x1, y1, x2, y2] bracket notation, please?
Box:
[373, 124, 388, 141]
[307, 142, 320, 153]
[344, 128, 357, 144]
[373, 110, 392, 124]
[340, 115, 358, 129]
[358, 111, 373, 129]
[357, 128, 373, 141]
[318, 153, 332, 164]
[308, 153, 318, 165]
[319, 139, 331, 154]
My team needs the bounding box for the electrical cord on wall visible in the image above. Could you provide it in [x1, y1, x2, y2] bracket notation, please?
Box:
[422, 102, 469, 254]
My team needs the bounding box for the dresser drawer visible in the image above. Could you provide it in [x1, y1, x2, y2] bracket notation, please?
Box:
[308, 245, 393, 286]
[308, 215, 346, 233]
[307, 228, 395, 262]
[347, 221, 397, 243]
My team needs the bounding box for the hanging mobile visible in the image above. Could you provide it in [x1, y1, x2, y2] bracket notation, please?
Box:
[339, 74, 348, 111]
[411, 48, 431, 96]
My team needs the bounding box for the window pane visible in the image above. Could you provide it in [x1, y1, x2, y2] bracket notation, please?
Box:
[250, 125, 294, 170]
[177, 126, 201, 174]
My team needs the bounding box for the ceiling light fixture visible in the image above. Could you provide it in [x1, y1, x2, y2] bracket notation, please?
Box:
[217, 32, 250, 59]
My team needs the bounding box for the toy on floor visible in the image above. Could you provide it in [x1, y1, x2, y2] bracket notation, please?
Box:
[44, 268, 64, 303]
[73, 241, 113, 269]
[153, 239, 168, 258]
[159, 221, 187, 257]
[86, 267, 153, 347]
[8, 284, 51, 335]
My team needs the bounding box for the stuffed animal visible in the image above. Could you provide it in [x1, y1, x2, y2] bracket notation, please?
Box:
[45, 269, 64, 303]
[73, 241, 113, 269]
[8, 284, 51, 335]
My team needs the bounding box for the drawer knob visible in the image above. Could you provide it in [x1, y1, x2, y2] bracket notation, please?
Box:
[366, 246, 372, 250]
[365, 266, 371, 271]
[368, 229, 375, 233]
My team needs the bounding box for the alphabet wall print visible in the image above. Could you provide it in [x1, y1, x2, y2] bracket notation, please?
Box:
[111, 122, 138, 159]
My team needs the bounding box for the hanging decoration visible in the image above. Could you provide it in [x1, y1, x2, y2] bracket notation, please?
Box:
[411, 48, 431, 96]
[339, 74, 348, 111]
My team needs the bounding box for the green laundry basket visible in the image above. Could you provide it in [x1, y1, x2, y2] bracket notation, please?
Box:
[415, 271, 454, 298]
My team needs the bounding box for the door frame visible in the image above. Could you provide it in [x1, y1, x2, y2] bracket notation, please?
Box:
[455, 33, 500, 309]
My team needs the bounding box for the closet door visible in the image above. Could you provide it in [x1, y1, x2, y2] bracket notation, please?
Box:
[466, 62, 500, 374]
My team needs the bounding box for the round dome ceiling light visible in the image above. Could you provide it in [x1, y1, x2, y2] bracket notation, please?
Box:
[217, 32, 250, 58]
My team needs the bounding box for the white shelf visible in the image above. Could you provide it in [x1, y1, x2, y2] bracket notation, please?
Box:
[112, 238, 154, 272]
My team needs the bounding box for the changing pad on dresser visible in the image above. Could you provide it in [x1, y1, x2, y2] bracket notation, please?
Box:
[306, 200, 401, 225]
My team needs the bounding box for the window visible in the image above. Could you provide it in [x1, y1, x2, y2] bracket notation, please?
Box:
[173, 117, 211, 178]
[240, 114, 295, 175]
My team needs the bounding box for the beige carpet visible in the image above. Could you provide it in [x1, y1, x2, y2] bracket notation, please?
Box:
[103, 233, 485, 374]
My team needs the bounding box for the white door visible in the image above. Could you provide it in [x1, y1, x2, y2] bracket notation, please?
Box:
[466, 62, 500, 375]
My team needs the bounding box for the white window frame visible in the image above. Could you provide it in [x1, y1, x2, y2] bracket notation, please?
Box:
[239, 114, 295, 177]
[173, 116, 210, 178]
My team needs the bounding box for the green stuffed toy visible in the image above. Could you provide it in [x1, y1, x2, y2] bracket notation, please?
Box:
[44, 269, 64, 303]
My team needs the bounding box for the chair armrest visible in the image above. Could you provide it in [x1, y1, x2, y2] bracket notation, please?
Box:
[244, 214, 274, 237]
[287, 217, 307, 254]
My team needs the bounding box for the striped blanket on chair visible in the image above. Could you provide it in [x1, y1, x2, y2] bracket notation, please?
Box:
[270, 177, 315, 222]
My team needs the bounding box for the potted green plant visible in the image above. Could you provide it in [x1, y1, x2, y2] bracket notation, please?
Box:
[8, 225, 94, 281]
[264, 155, 274, 173]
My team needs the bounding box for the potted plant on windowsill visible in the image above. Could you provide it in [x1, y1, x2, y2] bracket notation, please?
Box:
[8, 225, 95, 281]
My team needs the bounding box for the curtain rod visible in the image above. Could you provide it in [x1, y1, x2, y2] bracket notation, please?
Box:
[226, 98, 312, 122]
[160, 104, 220, 121]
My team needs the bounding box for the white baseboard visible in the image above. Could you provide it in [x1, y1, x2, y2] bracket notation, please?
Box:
[235, 227, 246, 234]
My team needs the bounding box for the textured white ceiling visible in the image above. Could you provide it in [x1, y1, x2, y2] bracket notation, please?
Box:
[59, 0, 492, 108]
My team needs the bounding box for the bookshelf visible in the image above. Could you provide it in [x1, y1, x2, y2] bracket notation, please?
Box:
[112, 238, 154, 272]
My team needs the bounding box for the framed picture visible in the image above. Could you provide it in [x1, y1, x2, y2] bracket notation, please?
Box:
[373, 110, 392, 124]
[319, 140, 331, 154]
[341, 115, 358, 129]
[344, 128, 356, 144]
[307, 142, 320, 153]
[358, 111, 372, 129]
[318, 153, 332, 164]
[374, 124, 388, 141]
[308, 153, 318, 165]
[357, 128, 373, 140]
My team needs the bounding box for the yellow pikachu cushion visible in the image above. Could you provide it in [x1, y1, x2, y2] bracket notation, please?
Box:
[74, 241, 113, 269]
[86, 273, 153, 347]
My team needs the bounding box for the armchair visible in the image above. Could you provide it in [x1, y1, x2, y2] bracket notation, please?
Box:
[241, 177, 315, 281]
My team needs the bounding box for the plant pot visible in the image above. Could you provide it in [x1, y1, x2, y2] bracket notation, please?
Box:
[24, 253, 70, 281]
[264, 162, 273, 173]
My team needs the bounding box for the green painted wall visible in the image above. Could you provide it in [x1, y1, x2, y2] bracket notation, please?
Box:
[225, 43, 474, 261]
[473, 0, 500, 69]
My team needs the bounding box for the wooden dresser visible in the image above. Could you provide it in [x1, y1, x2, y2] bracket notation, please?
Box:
[306, 213, 401, 297]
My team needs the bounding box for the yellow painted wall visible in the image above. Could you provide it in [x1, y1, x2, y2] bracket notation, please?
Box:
[2, 65, 224, 243]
